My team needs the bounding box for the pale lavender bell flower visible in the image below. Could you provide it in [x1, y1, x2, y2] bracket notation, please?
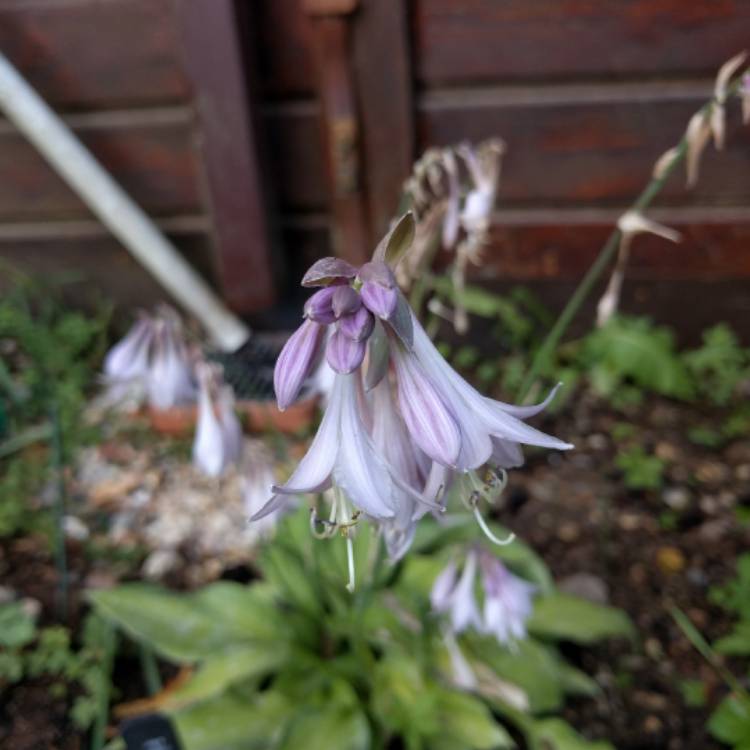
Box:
[146, 310, 195, 410]
[103, 314, 154, 382]
[192, 362, 243, 477]
[256, 213, 571, 574]
[431, 549, 536, 647]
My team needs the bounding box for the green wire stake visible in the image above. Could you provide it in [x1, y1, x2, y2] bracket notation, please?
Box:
[49, 400, 68, 621]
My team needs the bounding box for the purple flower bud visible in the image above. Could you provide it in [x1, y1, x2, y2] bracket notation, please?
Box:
[331, 286, 361, 318]
[304, 287, 337, 324]
[326, 329, 366, 374]
[274, 319, 325, 410]
[301, 257, 357, 287]
[339, 306, 374, 342]
[361, 282, 398, 319]
[358, 261, 398, 319]
[391, 343, 461, 467]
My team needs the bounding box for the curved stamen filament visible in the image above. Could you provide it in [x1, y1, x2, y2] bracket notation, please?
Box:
[472, 503, 515, 546]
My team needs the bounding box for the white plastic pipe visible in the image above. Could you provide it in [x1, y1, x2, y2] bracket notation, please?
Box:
[0, 51, 249, 351]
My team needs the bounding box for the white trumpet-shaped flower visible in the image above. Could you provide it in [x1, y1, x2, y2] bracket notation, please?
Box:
[432, 549, 536, 647]
[192, 363, 243, 477]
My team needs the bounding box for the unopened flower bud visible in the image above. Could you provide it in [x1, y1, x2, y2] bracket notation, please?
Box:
[274, 318, 325, 410]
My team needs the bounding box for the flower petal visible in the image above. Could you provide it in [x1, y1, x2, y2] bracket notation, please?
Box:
[192, 367, 228, 477]
[301, 257, 357, 287]
[331, 286, 362, 318]
[103, 316, 153, 381]
[361, 280, 398, 319]
[273, 373, 344, 496]
[274, 319, 325, 410]
[339, 306, 374, 342]
[391, 341, 461, 468]
[333, 373, 396, 519]
[326, 329, 366, 374]
[304, 287, 337, 324]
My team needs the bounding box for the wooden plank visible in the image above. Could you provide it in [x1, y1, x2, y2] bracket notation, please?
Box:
[0, 229, 216, 311]
[262, 101, 327, 211]
[413, 0, 750, 86]
[177, 0, 276, 314]
[466, 214, 750, 281]
[353, 0, 414, 238]
[0, 108, 201, 220]
[419, 91, 750, 206]
[262, 89, 750, 212]
[0, 0, 188, 110]
[253, 0, 318, 98]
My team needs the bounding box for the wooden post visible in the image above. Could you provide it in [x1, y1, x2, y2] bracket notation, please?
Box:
[353, 0, 415, 239]
[176, 0, 276, 314]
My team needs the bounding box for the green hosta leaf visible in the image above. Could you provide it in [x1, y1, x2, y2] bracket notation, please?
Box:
[708, 694, 750, 748]
[528, 593, 634, 645]
[89, 582, 284, 662]
[526, 718, 614, 750]
[714, 623, 750, 656]
[557, 663, 600, 697]
[279, 704, 370, 750]
[0, 601, 37, 648]
[431, 690, 514, 749]
[580, 316, 694, 399]
[372, 656, 440, 738]
[463, 635, 565, 714]
[164, 645, 289, 709]
[174, 690, 288, 750]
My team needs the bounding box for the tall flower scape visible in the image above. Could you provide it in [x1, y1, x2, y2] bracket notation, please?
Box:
[257, 213, 572, 587]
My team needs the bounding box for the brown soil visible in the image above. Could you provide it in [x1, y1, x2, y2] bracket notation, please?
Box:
[507, 390, 750, 749]
[2, 390, 749, 749]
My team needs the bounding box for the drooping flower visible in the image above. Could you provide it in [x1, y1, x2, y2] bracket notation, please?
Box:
[256, 214, 571, 575]
[103, 315, 154, 382]
[146, 311, 195, 410]
[242, 448, 282, 538]
[431, 549, 536, 647]
[596, 210, 682, 327]
[192, 362, 243, 477]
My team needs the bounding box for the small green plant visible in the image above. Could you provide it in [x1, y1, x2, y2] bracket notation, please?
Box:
[683, 324, 750, 406]
[615, 446, 665, 490]
[673, 556, 750, 748]
[0, 602, 117, 738]
[91, 509, 632, 750]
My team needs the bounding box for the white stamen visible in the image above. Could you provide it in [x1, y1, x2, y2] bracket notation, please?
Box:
[346, 534, 356, 593]
[473, 504, 516, 546]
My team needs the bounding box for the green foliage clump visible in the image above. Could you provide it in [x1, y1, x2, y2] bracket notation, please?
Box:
[0, 276, 109, 539]
[0, 602, 116, 732]
[676, 556, 750, 748]
[683, 324, 750, 406]
[90, 509, 632, 750]
[615, 446, 666, 491]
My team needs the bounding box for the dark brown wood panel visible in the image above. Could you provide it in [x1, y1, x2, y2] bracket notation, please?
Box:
[178, 0, 276, 314]
[420, 93, 750, 207]
[254, 0, 317, 98]
[262, 104, 327, 211]
[0, 0, 189, 110]
[0, 230, 215, 311]
[413, 0, 750, 86]
[472, 216, 750, 281]
[0, 112, 201, 220]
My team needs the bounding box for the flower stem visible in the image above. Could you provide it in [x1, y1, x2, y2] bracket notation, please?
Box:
[517, 74, 746, 401]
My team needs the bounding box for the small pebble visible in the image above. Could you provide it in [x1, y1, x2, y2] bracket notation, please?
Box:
[644, 715, 663, 733]
[736, 464, 750, 482]
[558, 522, 581, 542]
[695, 461, 730, 485]
[558, 573, 609, 604]
[662, 486, 690, 511]
[656, 546, 685, 574]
